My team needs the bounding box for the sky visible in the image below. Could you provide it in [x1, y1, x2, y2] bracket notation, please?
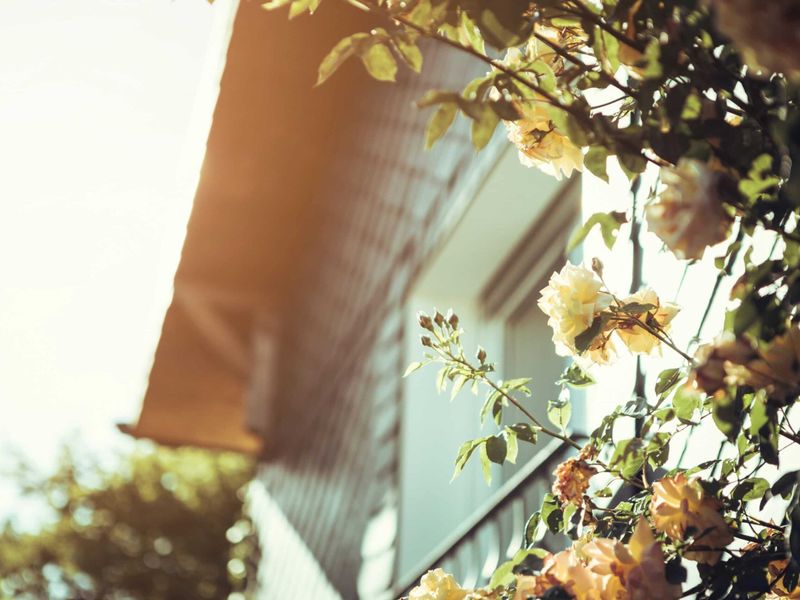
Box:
[0, 0, 234, 518]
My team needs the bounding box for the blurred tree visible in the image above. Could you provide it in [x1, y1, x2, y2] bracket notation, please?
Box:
[0, 443, 258, 600]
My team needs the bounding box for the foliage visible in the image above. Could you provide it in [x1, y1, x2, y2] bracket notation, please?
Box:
[266, 0, 800, 597]
[0, 444, 258, 600]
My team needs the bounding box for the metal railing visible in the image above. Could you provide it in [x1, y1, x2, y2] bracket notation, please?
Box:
[392, 438, 572, 597]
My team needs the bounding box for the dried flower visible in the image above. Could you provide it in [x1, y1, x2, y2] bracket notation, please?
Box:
[645, 159, 733, 260]
[552, 458, 597, 505]
[709, 0, 800, 78]
[538, 262, 614, 362]
[615, 288, 680, 355]
[650, 473, 732, 564]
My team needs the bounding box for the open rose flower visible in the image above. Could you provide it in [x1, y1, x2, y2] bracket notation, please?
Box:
[581, 519, 681, 600]
[409, 569, 497, 600]
[499, 30, 585, 180]
[692, 334, 757, 395]
[650, 473, 733, 564]
[615, 288, 680, 355]
[504, 101, 584, 180]
[709, 0, 800, 79]
[645, 159, 733, 260]
[538, 262, 614, 363]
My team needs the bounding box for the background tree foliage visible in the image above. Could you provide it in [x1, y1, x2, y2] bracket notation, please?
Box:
[0, 444, 258, 600]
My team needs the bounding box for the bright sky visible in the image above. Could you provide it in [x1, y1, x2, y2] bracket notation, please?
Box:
[0, 0, 234, 508]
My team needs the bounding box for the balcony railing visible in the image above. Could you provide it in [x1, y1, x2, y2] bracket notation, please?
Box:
[392, 437, 573, 597]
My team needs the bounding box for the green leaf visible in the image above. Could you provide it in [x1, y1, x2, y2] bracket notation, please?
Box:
[452, 437, 486, 480]
[469, 103, 500, 150]
[610, 438, 645, 479]
[655, 368, 682, 397]
[547, 398, 572, 434]
[425, 103, 458, 149]
[772, 471, 799, 499]
[505, 429, 518, 464]
[557, 363, 596, 388]
[574, 315, 604, 354]
[617, 302, 657, 315]
[403, 361, 424, 377]
[584, 146, 609, 182]
[508, 423, 539, 444]
[712, 390, 744, 442]
[360, 43, 397, 82]
[486, 435, 507, 464]
[673, 386, 701, 422]
[480, 390, 503, 425]
[391, 35, 423, 73]
[450, 375, 467, 400]
[567, 211, 627, 252]
[479, 444, 492, 484]
[316, 33, 369, 86]
[733, 478, 770, 502]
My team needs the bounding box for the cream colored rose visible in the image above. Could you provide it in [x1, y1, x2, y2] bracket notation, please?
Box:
[692, 334, 757, 395]
[650, 473, 733, 565]
[504, 102, 584, 180]
[615, 288, 680, 355]
[709, 0, 800, 79]
[538, 262, 613, 361]
[409, 569, 467, 600]
[645, 159, 733, 260]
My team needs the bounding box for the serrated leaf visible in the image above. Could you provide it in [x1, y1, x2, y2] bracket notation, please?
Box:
[557, 363, 595, 388]
[469, 103, 500, 150]
[392, 35, 422, 73]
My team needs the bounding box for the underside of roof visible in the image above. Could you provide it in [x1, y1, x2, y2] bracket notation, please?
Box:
[124, 0, 373, 453]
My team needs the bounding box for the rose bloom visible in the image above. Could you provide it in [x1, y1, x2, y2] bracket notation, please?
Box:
[709, 0, 800, 79]
[581, 519, 681, 600]
[645, 159, 733, 260]
[505, 101, 584, 180]
[615, 288, 680, 355]
[538, 262, 614, 362]
[692, 334, 757, 395]
[650, 473, 733, 564]
[738, 324, 800, 403]
[766, 559, 800, 599]
[409, 569, 467, 600]
[552, 458, 597, 505]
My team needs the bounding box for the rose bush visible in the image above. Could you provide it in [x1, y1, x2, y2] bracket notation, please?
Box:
[266, 0, 800, 597]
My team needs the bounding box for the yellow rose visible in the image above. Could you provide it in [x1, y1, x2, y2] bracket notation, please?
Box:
[538, 262, 614, 362]
[650, 473, 733, 564]
[741, 325, 800, 402]
[504, 102, 584, 180]
[645, 159, 733, 260]
[692, 334, 757, 395]
[615, 288, 680, 355]
[409, 569, 467, 600]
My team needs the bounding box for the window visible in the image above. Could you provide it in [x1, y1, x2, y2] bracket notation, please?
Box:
[396, 145, 580, 580]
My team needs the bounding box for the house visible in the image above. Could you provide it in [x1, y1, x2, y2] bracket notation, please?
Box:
[125, 1, 589, 598]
